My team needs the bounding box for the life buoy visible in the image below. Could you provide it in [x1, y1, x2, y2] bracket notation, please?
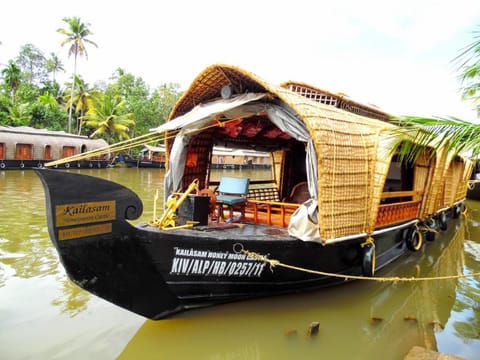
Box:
[65, 163, 70, 169]
[405, 227, 423, 251]
[77, 163, 81, 168]
[0, 163, 5, 169]
[20, 163, 25, 169]
[198, 188, 217, 217]
[438, 212, 447, 231]
[37, 163, 42, 168]
[361, 242, 376, 277]
[89, 163, 93, 168]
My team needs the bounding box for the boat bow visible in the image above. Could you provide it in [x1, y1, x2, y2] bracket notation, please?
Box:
[35, 169, 182, 319]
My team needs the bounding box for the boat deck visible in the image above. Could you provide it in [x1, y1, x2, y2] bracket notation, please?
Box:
[138, 221, 293, 241]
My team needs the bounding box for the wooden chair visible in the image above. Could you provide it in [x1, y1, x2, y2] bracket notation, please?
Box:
[216, 177, 250, 222]
[285, 181, 310, 203]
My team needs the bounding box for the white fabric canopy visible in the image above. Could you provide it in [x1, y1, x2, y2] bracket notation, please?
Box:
[162, 93, 321, 241]
[150, 93, 266, 133]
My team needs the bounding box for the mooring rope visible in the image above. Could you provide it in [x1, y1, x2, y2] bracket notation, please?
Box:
[467, 179, 480, 190]
[241, 249, 480, 283]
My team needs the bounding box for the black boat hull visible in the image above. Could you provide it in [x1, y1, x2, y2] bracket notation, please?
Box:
[0, 159, 110, 170]
[35, 169, 460, 319]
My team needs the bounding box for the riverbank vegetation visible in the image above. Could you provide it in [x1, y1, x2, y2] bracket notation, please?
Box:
[1, 17, 479, 157]
[0, 16, 182, 146]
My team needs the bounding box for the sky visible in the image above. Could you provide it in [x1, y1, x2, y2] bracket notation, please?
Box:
[1, 0, 479, 121]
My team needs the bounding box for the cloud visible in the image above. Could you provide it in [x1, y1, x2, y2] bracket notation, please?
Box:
[1, 0, 479, 120]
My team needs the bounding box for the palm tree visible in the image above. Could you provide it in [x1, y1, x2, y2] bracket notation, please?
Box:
[57, 16, 97, 133]
[45, 53, 65, 83]
[455, 25, 480, 111]
[1, 61, 22, 103]
[82, 93, 135, 143]
[64, 75, 100, 134]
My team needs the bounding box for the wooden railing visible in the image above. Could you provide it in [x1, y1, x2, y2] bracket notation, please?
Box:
[376, 190, 423, 227]
[245, 199, 299, 227]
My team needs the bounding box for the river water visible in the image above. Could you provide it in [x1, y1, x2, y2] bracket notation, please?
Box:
[0, 168, 479, 360]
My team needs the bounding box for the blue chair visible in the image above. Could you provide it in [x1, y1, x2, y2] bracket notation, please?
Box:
[216, 177, 250, 222]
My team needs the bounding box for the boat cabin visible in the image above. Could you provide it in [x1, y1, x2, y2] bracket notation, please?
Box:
[155, 65, 471, 243]
[0, 126, 110, 169]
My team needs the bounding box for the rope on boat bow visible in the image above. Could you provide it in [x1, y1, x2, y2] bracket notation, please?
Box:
[241, 249, 480, 283]
[149, 179, 200, 230]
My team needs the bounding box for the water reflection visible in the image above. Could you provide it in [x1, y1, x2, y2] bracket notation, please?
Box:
[0, 170, 59, 286]
[119, 216, 479, 359]
[50, 274, 91, 317]
[1, 169, 479, 359]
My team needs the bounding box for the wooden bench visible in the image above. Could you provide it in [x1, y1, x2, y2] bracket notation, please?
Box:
[209, 179, 301, 227]
[247, 182, 280, 201]
[245, 199, 299, 227]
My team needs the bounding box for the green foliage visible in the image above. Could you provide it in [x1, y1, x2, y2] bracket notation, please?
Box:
[63, 74, 101, 134]
[29, 100, 67, 130]
[105, 69, 182, 138]
[454, 25, 480, 108]
[57, 17, 98, 59]
[394, 116, 480, 162]
[81, 93, 135, 143]
[1, 61, 22, 102]
[45, 53, 65, 83]
[396, 24, 480, 163]
[16, 44, 48, 85]
[58, 16, 98, 133]
[0, 15, 184, 137]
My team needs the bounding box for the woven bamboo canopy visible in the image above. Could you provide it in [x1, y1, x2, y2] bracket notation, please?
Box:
[165, 64, 471, 241]
[166, 64, 408, 240]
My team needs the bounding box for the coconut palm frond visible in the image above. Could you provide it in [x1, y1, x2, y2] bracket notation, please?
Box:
[452, 26, 480, 69]
[393, 115, 480, 163]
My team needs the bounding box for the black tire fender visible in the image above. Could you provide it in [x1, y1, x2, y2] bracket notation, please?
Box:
[406, 227, 423, 251]
[362, 242, 376, 277]
[453, 204, 462, 219]
[438, 212, 447, 231]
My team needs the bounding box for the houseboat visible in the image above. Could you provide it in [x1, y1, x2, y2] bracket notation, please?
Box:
[0, 126, 111, 169]
[35, 64, 472, 320]
[122, 144, 166, 168]
[121, 145, 270, 169]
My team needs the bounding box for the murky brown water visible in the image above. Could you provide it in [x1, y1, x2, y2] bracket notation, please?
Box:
[1, 168, 479, 359]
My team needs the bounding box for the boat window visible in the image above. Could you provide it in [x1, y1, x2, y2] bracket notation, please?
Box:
[280, 141, 307, 200]
[81, 144, 87, 153]
[15, 143, 33, 160]
[44, 145, 52, 160]
[0, 143, 4, 159]
[382, 156, 415, 203]
[62, 146, 75, 158]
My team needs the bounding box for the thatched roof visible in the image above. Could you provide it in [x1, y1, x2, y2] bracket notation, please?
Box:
[168, 64, 400, 240]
